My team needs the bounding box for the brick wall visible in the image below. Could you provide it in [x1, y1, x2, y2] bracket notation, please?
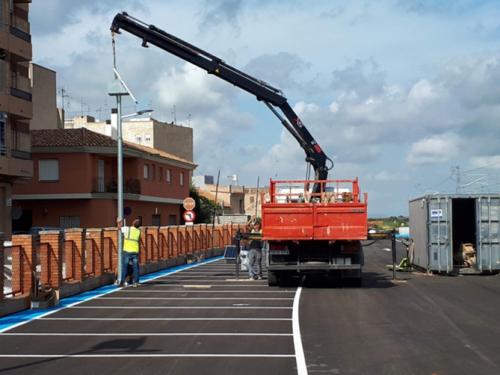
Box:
[7, 224, 245, 299]
[11, 234, 35, 295]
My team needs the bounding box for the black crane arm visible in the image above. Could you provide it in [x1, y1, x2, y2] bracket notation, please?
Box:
[111, 12, 333, 185]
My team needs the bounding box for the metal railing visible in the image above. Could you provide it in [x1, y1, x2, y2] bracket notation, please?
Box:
[92, 178, 141, 194]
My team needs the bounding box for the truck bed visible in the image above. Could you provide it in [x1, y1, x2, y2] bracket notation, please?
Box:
[261, 179, 368, 241]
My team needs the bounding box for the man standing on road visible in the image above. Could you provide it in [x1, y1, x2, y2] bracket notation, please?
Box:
[117, 217, 141, 287]
[248, 221, 263, 280]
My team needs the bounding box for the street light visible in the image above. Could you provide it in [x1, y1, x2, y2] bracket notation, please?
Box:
[108, 71, 152, 285]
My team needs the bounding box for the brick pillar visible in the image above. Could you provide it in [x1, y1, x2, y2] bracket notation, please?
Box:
[39, 230, 63, 289]
[170, 226, 178, 257]
[0, 232, 4, 300]
[159, 227, 168, 259]
[139, 227, 147, 264]
[103, 228, 118, 274]
[64, 229, 84, 282]
[86, 229, 103, 277]
[11, 234, 35, 295]
[146, 227, 159, 263]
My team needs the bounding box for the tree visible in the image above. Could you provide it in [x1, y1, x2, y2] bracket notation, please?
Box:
[189, 185, 223, 224]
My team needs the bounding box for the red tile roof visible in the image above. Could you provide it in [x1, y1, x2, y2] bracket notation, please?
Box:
[31, 128, 196, 167]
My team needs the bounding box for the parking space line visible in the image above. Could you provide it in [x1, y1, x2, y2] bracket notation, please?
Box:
[98, 297, 294, 300]
[113, 290, 295, 293]
[70, 306, 293, 309]
[1, 332, 292, 338]
[0, 257, 222, 333]
[0, 354, 296, 358]
[40, 317, 293, 321]
[293, 287, 308, 375]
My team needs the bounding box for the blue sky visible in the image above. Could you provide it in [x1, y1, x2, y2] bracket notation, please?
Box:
[30, 0, 500, 216]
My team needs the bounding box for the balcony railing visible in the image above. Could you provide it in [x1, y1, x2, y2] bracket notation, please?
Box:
[9, 13, 31, 43]
[11, 149, 31, 160]
[10, 86, 31, 101]
[92, 178, 141, 194]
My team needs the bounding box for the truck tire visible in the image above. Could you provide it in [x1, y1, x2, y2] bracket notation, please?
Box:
[268, 271, 279, 286]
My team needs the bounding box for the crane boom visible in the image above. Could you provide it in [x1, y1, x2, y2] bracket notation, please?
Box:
[111, 12, 332, 189]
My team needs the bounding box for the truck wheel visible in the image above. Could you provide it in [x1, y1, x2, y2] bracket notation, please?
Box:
[268, 271, 279, 286]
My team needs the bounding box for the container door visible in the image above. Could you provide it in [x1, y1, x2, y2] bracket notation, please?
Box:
[476, 197, 500, 272]
[428, 196, 452, 272]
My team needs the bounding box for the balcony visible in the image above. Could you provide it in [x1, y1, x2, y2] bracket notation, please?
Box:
[10, 73, 31, 101]
[11, 148, 30, 160]
[0, 153, 32, 178]
[92, 178, 141, 194]
[9, 25, 30, 43]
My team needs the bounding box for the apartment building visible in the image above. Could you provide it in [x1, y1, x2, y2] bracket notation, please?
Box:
[66, 115, 193, 162]
[0, 0, 32, 237]
[12, 128, 196, 230]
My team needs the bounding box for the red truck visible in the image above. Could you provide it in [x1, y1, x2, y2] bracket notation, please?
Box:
[111, 13, 368, 286]
[263, 179, 367, 285]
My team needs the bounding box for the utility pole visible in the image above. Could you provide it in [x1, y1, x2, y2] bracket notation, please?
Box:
[454, 166, 461, 193]
[254, 176, 260, 219]
[171, 105, 177, 124]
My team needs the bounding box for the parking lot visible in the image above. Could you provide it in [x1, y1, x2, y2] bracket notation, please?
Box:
[0, 259, 301, 374]
[0, 240, 499, 375]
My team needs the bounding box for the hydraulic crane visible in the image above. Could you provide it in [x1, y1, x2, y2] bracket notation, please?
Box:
[111, 12, 367, 286]
[110, 12, 333, 193]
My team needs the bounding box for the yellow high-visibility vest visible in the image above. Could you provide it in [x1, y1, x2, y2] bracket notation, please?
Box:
[123, 227, 141, 253]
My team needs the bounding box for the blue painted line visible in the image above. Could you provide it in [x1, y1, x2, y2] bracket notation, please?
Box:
[0, 255, 223, 333]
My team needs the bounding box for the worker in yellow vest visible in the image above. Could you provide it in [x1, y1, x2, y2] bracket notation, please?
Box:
[117, 217, 141, 287]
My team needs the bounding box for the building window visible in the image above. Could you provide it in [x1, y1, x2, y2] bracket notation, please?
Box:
[166, 169, 171, 183]
[168, 215, 177, 225]
[151, 164, 156, 180]
[249, 196, 255, 204]
[145, 134, 151, 142]
[135, 135, 142, 144]
[152, 214, 161, 226]
[159, 167, 163, 181]
[39, 159, 59, 181]
[180, 171, 184, 186]
[143, 164, 149, 180]
[60, 216, 80, 229]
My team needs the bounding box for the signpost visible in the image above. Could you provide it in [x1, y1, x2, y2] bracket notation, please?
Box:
[183, 197, 196, 211]
[183, 210, 196, 225]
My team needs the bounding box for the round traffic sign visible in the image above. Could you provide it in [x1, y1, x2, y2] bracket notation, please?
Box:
[183, 197, 196, 211]
[183, 210, 196, 222]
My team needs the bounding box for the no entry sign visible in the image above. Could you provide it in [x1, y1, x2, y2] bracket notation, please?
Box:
[183, 210, 196, 223]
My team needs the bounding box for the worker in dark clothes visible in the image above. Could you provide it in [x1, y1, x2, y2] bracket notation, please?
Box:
[248, 221, 263, 280]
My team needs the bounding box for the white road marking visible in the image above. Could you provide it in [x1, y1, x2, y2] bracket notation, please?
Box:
[0, 354, 295, 358]
[293, 286, 308, 375]
[115, 290, 295, 293]
[40, 317, 293, 321]
[143, 279, 267, 283]
[0, 257, 221, 334]
[70, 306, 292, 309]
[383, 248, 391, 252]
[99, 297, 293, 300]
[0, 332, 293, 337]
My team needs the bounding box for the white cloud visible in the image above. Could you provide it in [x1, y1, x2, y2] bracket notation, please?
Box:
[406, 133, 461, 165]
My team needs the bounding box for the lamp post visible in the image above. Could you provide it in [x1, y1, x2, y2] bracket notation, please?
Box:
[108, 76, 152, 284]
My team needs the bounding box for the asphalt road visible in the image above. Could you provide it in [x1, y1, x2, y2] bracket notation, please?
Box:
[0, 240, 499, 375]
[301, 240, 500, 375]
